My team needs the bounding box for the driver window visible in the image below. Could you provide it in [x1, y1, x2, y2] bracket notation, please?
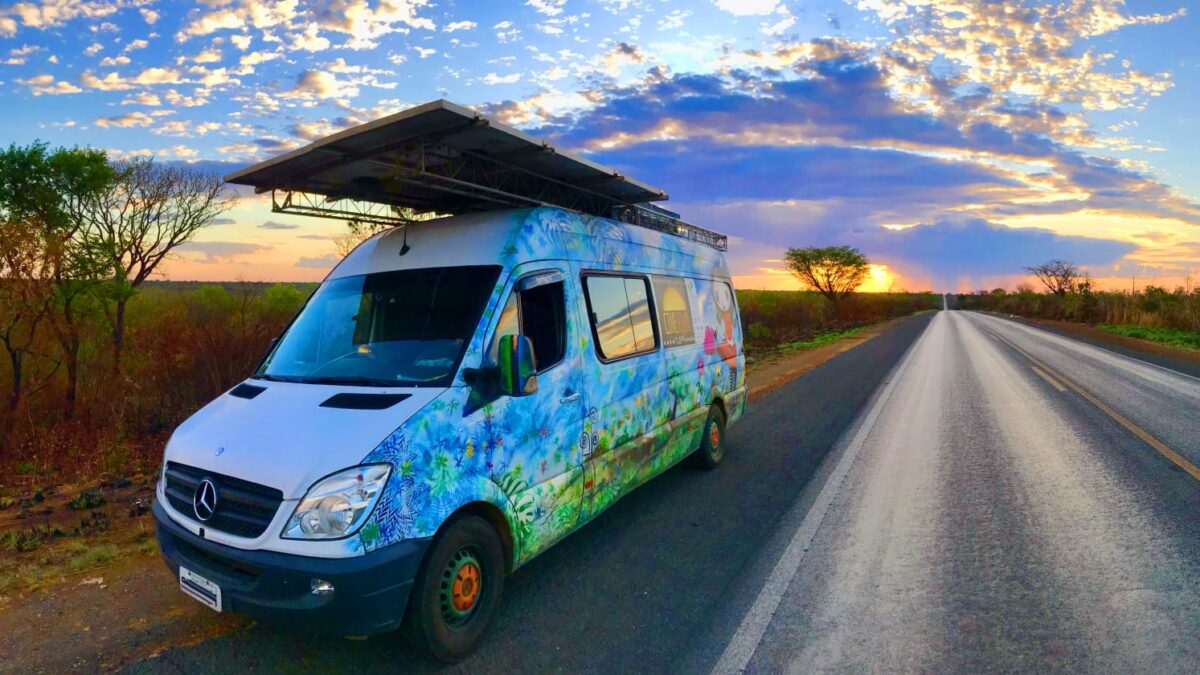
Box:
[488, 277, 567, 373]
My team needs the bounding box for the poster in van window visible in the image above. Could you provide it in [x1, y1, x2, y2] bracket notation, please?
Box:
[652, 275, 695, 348]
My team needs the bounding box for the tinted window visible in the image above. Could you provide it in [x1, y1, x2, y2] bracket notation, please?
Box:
[584, 275, 658, 360]
[259, 265, 500, 386]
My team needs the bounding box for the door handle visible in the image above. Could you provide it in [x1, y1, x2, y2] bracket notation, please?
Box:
[560, 392, 581, 403]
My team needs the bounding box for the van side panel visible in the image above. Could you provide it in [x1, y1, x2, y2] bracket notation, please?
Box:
[355, 207, 744, 567]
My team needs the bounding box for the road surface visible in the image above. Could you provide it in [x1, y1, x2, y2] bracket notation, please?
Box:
[720, 310, 1200, 673]
[121, 311, 1200, 673]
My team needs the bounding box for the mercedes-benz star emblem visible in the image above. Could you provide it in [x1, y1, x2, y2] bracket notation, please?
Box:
[193, 479, 218, 522]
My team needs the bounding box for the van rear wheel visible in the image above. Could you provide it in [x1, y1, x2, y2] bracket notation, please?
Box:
[403, 515, 505, 663]
[692, 405, 727, 469]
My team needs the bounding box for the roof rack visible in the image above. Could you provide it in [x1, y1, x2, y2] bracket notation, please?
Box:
[225, 99, 727, 250]
[611, 204, 728, 251]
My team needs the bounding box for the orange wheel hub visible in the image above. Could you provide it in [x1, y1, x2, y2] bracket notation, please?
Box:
[451, 561, 481, 612]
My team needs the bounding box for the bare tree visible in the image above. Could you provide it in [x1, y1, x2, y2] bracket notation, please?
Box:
[784, 245, 871, 304]
[1025, 259, 1079, 296]
[83, 157, 235, 372]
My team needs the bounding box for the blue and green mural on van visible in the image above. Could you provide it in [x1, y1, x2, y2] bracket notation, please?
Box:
[354, 206, 746, 564]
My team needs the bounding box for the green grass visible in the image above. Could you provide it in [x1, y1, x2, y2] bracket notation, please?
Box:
[1098, 324, 1200, 351]
[66, 543, 118, 572]
[778, 326, 867, 352]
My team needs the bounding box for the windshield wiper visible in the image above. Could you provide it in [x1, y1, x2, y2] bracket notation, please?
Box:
[252, 373, 303, 383]
[300, 375, 399, 387]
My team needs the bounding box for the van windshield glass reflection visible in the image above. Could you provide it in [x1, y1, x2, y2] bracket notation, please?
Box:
[257, 266, 500, 387]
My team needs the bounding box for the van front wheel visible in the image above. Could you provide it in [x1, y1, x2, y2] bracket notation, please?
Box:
[403, 515, 505, 663]
[692, 405, 727, 469]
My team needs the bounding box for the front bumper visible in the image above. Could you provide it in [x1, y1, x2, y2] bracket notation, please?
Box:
[154, 499, 430, 636]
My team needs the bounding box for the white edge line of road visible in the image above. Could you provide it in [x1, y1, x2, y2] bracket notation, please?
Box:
[974, 311, 1200, 385]
[710, 312, 936, 675]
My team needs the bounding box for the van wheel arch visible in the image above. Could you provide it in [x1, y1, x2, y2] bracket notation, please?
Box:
[710, 396, 726, 418]
[446, 501, 516, 574]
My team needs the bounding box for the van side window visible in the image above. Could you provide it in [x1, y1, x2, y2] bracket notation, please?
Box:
[488, 278, 567, 373]
[652, 275, 695, 347]
[584, 275, 658, 361]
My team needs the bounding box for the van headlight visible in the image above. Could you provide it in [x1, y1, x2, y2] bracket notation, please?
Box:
[282, 464, 391, 540]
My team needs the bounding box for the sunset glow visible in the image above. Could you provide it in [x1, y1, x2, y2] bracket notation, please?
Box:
[1, 1, 1195, 291]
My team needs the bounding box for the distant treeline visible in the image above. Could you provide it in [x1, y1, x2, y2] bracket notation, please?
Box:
[953, 285, 1200, 333]
[738, 289, 940, 354]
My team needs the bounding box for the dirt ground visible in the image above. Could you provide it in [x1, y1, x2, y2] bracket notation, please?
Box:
[5, 312, 1136, 673]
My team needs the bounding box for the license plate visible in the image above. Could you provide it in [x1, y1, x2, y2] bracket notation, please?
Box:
[180, 566, 222, 612]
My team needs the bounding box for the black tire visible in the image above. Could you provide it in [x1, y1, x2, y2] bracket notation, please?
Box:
[692, 405, 727, 469]
[403, 515, 506, 663]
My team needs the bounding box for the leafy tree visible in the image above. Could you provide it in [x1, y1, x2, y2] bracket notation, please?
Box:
[0, 142, 114, 415]
[784, 245, 870, 304]
[1025, 259, 1079, 296]
[82, 157, 234, 372]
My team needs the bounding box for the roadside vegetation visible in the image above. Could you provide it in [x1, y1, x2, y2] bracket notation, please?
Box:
[738, 290, 938, 357]
[953, 259, 1200, 351]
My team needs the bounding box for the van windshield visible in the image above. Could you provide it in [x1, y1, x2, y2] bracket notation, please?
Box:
[257, 265, 500, 387]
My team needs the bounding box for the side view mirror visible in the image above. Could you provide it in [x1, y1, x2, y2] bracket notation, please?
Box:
[497, 334, 538, 397]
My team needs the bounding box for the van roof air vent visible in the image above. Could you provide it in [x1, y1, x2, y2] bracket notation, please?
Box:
[319, 393, 411, 410]
[229, 383, 267, 399]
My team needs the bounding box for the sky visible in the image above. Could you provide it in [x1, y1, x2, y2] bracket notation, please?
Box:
[1, 0, 1198, 292]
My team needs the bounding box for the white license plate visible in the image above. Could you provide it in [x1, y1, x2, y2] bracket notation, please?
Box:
[180, 566, 222, 612]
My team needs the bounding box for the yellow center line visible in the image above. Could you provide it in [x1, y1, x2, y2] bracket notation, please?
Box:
[1031, 366, 1068, 392]
[985, 326, 1200, 484]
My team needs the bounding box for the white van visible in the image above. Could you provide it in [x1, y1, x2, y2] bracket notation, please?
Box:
[153, 102, 747, 661]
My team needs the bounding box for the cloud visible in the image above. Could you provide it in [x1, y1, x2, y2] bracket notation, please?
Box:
[296, 253, 341, 268]
[526, 0, 567, 16]
[444, 20, 476, 32]
[658, 10, 691, 31]
[16, 73, 82, 95]
[260, 220, 300, 229]
[95, 111, 156, 128]
[494, 20, 520, 43]
[282, 69, 359, 99]
[176, 0, 297, 42]
[714, 0, 779, 16]
[309, 0, 435, 50]
[210, 217, 237, 225]
[140, 7, 159, 25]
[121, 91, 161, 106]
[482, 72, 521, 85]
[177, 241, 271, 263]
[1, 0, 122, 34]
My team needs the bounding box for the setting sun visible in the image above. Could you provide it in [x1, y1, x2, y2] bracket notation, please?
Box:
[858, 264, 895, 293]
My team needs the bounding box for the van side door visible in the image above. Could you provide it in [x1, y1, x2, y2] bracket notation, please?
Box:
[485, 261, 589, 563]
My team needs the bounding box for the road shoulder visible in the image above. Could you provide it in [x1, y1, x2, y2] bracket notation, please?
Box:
[1002, 316, 1200, 379]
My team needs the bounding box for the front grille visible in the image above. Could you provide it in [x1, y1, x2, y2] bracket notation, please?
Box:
[165, 462, 283, 538]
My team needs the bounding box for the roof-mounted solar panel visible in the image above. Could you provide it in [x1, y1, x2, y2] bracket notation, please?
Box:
[224, 99, 727, 249]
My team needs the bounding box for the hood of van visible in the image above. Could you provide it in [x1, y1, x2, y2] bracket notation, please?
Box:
[164, 380, 443, 499]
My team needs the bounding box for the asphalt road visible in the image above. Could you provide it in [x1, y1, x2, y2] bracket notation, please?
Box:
[122, 310, 1200, 673]
[725, 310, 1200, 673]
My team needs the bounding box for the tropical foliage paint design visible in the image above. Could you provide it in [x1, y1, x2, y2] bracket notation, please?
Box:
[354, 207, 746, 565]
